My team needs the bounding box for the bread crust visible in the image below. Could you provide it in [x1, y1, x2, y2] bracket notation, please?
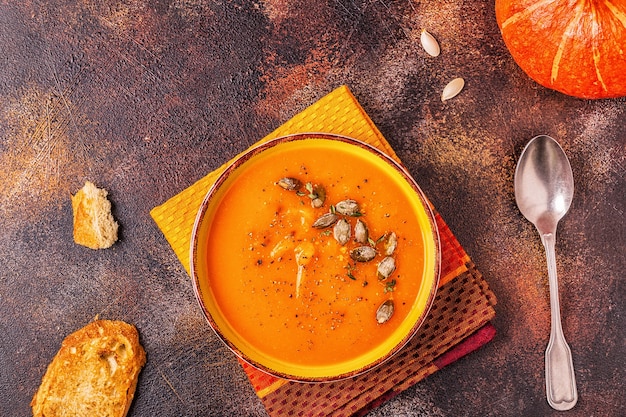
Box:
[72, 181, 119, 249]
[31, 320, 146, 417]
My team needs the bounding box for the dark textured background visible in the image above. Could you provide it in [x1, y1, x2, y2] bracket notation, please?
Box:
[1, 1, 624, 416]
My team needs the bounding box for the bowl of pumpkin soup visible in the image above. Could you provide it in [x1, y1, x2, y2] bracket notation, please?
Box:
[190, 133, 440, 381]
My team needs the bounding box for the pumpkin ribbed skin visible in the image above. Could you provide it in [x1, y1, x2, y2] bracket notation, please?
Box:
[496, 0, 626, 99]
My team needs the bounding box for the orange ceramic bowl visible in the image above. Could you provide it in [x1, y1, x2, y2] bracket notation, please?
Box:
[190, 133, 440, 382]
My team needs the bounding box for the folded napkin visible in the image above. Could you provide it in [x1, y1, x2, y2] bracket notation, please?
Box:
[150, 85, 497, 416]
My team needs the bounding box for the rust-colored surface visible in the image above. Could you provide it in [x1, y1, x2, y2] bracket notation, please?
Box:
[1, 1, 624, 416]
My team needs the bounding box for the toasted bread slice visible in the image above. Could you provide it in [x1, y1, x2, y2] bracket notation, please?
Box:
[32, 320, 146, 417]
[72, 181, 119, 249]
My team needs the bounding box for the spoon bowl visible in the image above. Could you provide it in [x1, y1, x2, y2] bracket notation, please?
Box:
[514, 135, 578, 411]
[514, 135, 574, 234]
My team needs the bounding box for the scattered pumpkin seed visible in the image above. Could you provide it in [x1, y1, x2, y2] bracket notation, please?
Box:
[376, 299, 395, 324]
[383, 232, 398, 256]
[350, 245, 377, 262]
[441, 77, 465, 102]
[312, 212, 338, 228]
[420, 29, 440, 57]
[354, 219, 369, 244]
[277, 177, 301, 191]
[333, 218, 351, 245]
[335, 199, 361, 216]
[311, 197, 323, 208]
[311, 184, 326, 206]
[377, 256, 396, 280]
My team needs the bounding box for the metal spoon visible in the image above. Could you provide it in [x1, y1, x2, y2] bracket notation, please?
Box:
[514, 135, 578, 411]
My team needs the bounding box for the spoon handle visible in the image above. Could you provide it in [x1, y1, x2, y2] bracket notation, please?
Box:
[541, 232, 578, 411]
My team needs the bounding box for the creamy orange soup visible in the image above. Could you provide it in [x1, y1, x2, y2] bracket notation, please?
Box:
[204, 141, 427, 367]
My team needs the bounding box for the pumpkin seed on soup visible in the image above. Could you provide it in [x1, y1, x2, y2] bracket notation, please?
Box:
[383, 232, 398, 255]
[335, 199, 362, 216]
[376, 299, 395, 324]
[309, 184, 326, 208]
[333, 218, 351, 245]
[350, 245, 377, 262]
[277, 177, 301, 191]
[311, 197, 324, 208]
[354, 219, 369, 244]
[377, 256, 396, 280]
[312, 212, 338, 228]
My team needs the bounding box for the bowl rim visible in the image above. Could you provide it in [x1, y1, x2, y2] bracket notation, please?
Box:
[190, 132, 441, 382]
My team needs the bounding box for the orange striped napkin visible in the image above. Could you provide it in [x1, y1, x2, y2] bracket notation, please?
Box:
[150, 85, 496, 416]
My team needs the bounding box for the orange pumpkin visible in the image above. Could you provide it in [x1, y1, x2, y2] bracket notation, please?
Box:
[495, 0, 626, 99]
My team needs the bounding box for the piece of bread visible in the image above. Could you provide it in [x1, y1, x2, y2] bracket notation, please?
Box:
[31, 319, 146, 417]
[71, 181, 119, 249]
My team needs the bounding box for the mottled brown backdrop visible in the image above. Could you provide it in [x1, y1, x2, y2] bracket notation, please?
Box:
[1, 1, 624, 416]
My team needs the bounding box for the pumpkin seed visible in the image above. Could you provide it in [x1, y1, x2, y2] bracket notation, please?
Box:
[333, 218, 351, 245]
[354, 219, 369, 244]
[376, 299, 395, 324]
[309, 184, 326, 207]
[335, 199, 361, 216]
[312, 212, 338, 229]
[377, 256, 396, 280]
[420, 29, 440, 57]
[441, 77, 465, 102]
[350, 246, 377, 262]
[277, 177, 300, 191]
[383, 232, 397, 256]
[311, 197, 324, 208]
